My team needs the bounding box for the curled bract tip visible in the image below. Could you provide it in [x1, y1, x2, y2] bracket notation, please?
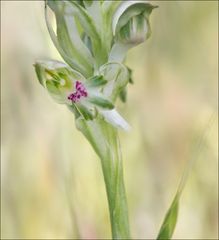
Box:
[112, 1, 156, 45]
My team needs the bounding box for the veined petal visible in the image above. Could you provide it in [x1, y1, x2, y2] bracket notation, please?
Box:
[101, 1, 122, 53]
[60, 14, 94, 68]
[83, 1, 102, 33]
[46, 1, 94, 77]
[68, 1, 107, 67]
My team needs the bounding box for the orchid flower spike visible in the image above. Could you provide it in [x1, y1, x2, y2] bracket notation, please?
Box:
[34, 2, 157, 239]
[35, 0, 156, 130]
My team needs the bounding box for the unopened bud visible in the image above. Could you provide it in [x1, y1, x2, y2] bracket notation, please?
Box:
[113, 1, 157, 46]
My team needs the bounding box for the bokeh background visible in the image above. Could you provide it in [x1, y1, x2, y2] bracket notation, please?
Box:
[1, 1, 218, 239]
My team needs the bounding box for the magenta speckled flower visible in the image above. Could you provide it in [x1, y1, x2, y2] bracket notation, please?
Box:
[35, 60, 130, 130]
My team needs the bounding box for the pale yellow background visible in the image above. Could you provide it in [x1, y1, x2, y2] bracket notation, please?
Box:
[1, 1, 218, 239]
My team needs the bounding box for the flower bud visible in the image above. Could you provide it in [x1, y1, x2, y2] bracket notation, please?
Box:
[117, 14, 149, 45]
[109, 1, 157, 62]
[113, 1, 157, 45]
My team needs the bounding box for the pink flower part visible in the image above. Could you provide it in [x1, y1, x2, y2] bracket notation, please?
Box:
[68, 81, 88, 103]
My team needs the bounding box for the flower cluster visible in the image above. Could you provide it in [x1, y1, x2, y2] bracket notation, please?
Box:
[35, 0, 156, 130]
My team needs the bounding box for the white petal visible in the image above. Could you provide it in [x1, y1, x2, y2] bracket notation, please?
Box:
[101, 109, 131, 131]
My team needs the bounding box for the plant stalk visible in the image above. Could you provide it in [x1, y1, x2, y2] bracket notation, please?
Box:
[76, 117, 131, 239]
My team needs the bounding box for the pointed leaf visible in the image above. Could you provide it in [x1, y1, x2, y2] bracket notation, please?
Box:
[157, 195, 179, 240]
[156, 114, 216, 240]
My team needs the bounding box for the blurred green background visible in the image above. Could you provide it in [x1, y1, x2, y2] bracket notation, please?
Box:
[1, 1, 218, 239]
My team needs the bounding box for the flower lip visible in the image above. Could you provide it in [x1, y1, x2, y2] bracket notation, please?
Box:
[68, 81, 88, 103]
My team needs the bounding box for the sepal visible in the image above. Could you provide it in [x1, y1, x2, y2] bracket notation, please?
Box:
[99, 62, 129, 102]
[101, 109, 130, 131]
[34, 59, 84, 104]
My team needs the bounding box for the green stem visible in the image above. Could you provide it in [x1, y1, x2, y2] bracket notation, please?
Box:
[76, 117, 131, 239]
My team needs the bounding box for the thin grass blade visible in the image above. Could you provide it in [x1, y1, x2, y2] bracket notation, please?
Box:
[156, 113, 217, 240]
